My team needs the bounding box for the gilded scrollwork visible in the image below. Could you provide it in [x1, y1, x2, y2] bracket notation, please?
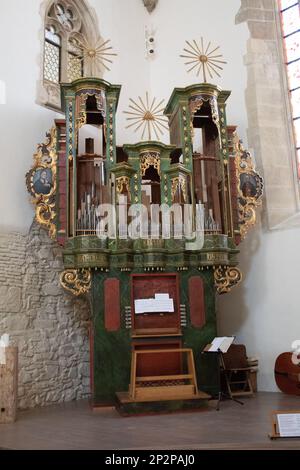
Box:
[189, 95, 220, 131]
[234, 136, 264, 240]
[26, 126, 58, 240]
[171, 175, 187, 202]
[140, 151, 160, 176]
[214, 266, 242, 295]
[75, 89, 106, 131]
[116, 176, 130, 194]
[60, 268, 91, 296]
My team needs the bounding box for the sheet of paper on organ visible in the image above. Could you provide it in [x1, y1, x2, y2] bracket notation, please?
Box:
[134, 294, 174, 314]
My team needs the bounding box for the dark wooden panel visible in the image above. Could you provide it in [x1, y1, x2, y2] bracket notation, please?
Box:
[189, 276, 206, 329]
[104, 278, 121, 332]
[131, 274, 180, 334]
[134, 341, 182, 377]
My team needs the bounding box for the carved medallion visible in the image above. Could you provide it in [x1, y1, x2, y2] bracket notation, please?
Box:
[235, 138, 264, 240]
[26, 127, 57, 239]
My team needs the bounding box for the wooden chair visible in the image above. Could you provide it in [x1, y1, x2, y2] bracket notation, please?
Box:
[222, 344, 254, 398]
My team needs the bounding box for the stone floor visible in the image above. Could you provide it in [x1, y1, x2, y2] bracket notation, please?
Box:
[0, 392, 300, 450]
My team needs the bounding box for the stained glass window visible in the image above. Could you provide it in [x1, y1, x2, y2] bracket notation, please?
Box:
[44, 27, 61, 84]
[280, 0, 300, 176]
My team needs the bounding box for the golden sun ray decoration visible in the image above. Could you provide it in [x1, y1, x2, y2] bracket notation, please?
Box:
[124, 92, 169, 141]
[71, 35, 117, 75]
[180, 38, 227, 82]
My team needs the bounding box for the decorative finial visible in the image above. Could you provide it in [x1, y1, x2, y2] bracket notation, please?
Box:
[124, 92, 169, 141]
[180, 38, 227, 82]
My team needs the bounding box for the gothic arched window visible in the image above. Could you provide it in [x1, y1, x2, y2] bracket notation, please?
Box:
[38, 0, 102, 110]
[280, 0, 300, 176]
[44, 26, 62, 84]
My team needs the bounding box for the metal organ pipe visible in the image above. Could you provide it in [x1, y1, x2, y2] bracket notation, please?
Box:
[76, 136, 108, 235]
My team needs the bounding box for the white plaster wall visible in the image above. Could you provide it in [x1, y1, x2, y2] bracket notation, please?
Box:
[87, 0, 150, 146]
[0, 0, 59, 232]
[147, 0, 249, 144]
[218, 223, 300, 392]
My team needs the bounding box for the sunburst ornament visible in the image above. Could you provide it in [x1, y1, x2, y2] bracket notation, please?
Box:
[180, 38, 227, 82]
[124, 92, 169, 141]
[71, 35, 117, 75]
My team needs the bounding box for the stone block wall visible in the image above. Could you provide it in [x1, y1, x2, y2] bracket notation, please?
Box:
[0, 222, 91, 409]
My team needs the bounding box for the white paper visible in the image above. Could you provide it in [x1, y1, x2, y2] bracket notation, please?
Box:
[277, 414, 300, 437]
[208, 336, 235, 353]
[135, 294, 174, 314]
[135, 299, 154, 314]
[219, 337, 235, 353]
[209, 337, 224, 352]
[155, 294, 170, 300]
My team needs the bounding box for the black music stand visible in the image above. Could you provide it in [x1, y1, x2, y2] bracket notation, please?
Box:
[203, 338, 244, 411]
[215, 348, 244, 410]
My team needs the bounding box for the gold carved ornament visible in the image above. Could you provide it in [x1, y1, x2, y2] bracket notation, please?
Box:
[171, 176, 187, 202]
[140, 152, 161, 176]
[180, 38, 227, 82]
[116, 176, 130, 194]
[214, 266, 242, 295]
[234, 136, 264, 240]
[124, 92, 169, 141]
[70, 35, 117, 76]
[189, 95, 220, 138]
[60, 269, 91, 297]
[26, 127, 58, 240]
[75, 90, 106, 132]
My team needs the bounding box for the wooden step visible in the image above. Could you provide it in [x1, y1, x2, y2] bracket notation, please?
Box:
[135, 384, 196, 401]
[136, 374, 193, 382]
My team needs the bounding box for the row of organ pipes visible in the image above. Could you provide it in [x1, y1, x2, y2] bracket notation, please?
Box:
[72, 108, 223, 236]
[192, 112, 222, 234]
[76, 130, 108, 235]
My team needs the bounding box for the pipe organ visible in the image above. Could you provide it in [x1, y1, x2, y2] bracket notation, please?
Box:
[26, 77, 263, 412]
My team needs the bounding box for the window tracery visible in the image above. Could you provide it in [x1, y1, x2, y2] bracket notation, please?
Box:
[38, 0, 102, 110]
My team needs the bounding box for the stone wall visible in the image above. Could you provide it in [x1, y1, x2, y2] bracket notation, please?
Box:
[0, 222, 91, 409]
